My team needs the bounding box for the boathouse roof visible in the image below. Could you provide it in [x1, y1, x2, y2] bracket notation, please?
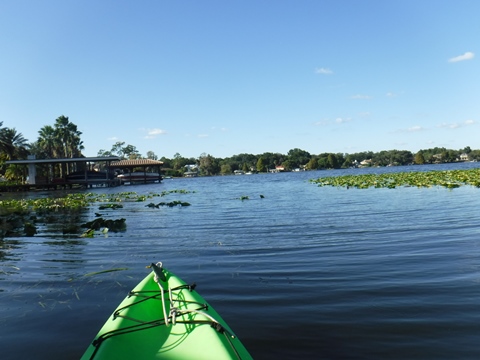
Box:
[111, 159, 164, 167]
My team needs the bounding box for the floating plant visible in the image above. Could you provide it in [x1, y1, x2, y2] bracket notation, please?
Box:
[0, 189, 193, 238]
[98, 203, 123, 210]
[81, 217, 126, 232]
[145, 201, 191, 208]
[310, 169, 480, 189]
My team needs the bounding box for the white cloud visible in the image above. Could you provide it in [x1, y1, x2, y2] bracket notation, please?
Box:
[350, 94, 372, 99]
[335, 117, 351, 124]
[148, 128, 167, 135]
[448, 51, 474, 63]
[197, 134, 209, 138]
[107, 136, 119, 141]
[143, 128, 167, 139]
[315, 67, 333, 75]
[386, 92, 397, 97]
[438, 119, 476, 129]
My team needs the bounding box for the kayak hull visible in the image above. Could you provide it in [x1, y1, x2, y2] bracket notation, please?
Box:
[81, 265, 252, 360]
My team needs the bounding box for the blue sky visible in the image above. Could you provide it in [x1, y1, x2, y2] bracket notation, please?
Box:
[1, 0, 478, 159]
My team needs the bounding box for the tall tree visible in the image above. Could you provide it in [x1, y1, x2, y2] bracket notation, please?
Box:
[123, 144, 140, 159]
[256, 157, 266, 172]
[97, 148, 113, 157]
[54, 115, 84, 158]
[36, 125, 57, 158]
[198, 153, 219, 176]
[107, 141, 140, 159]
[146, 151, 158, 160]
[220, 163, 232, 175]
[306, 157, 319, 170]
[326, 154, 339, 169]
[287, 148, 311, 168]
[0, 127, 29, 160]
[414, 152, 425, 165]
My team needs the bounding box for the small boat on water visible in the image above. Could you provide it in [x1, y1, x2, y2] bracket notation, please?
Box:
[81, 262, 252, 360]
[116, 172, 162, 184]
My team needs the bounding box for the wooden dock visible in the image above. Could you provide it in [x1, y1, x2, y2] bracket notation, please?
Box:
[0, 178, 123, 192]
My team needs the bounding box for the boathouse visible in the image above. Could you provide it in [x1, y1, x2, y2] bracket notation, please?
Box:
[111, 159, 164, 184]
[4, 155, 121, 190]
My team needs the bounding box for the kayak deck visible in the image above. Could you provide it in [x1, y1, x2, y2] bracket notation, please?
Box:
[81, 263, 252, 360]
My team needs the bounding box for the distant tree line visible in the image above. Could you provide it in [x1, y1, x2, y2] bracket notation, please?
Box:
[1, 116, 479, 181]
[158, 147, 480, 177]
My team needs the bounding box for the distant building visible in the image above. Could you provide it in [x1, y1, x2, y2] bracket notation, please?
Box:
[432, 154, 443, 163]
[459, 153, 469, 161]
[184, 164, 198, 177]
[359, 159, 372, 167]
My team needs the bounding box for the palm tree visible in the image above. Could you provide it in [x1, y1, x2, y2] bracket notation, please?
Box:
[0, 127, 29, 160]
[33, 116, 85, 176]
[4, 164, 25, 181]
[54, 115, 84, 158]
[37, 125, 58, 158]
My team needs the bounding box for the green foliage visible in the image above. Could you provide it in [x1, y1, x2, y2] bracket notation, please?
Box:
[342, 155, 353, 168]
[327, 154, 338, 169]
[311, 169, 480, 189]
[220, 164, 232, 175]
[198, 153, 220, 176]
[287, 148, 311, 168]
[306, 157, 318, 170]
[256, 157, 266, 172]
[414, 152, 425, 165]
[4, 164, 25, 181]
[281, 160, 293, 171]
[0, 126, 29, 161]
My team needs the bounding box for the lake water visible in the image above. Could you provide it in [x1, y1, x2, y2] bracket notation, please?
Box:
[1, 163, 480, 359]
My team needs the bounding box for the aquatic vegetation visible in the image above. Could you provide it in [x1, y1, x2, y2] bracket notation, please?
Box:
[83, 267, 129, 277]
[235, 194, 265, 200]
[80, 228, 95, 238]
[145, 201, 191, 208]
[0, 189, 193, 238]
[98, 203, 123, 210]
[23, 222, 37, 237]
[81, 217, 126, 232]
[310, 169, 480, 189]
